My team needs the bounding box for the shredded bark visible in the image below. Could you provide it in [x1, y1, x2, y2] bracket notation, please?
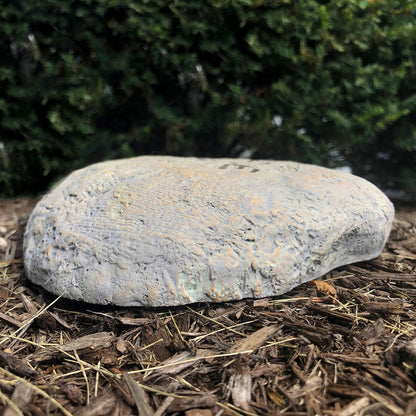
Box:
[0, 199, 415, 415]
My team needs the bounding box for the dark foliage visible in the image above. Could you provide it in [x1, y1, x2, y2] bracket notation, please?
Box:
[1, 0, 415, 197]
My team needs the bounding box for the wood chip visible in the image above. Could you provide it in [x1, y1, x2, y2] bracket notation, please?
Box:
[73, 392, 117, 416]
[117, 317, 151, 326]
[0, 351, 37, 378]
[29, 332, 115, 363]
[0, 311, 21, 327]
[153, 349, 213, 375]
[49, 311, 73, 329]
[123, 374, 154, 416]
[20, 293, 38, 315]
[337, 397, 371, 416]
[168, 395, 218, 412]
[287, 375, 322, 400]
[229, 373, 252, 411]
[3, 382, 33, 416]
[306, 304, 356, 322]
[321, 353, 380, 365]
[327, 384, 363, 398]
[0, 380, 14, 394]
[362, 301, 405, 314]
[153, 397, 175, 416]
[185, 410, 212, 416]
[229, 325, 278, 354]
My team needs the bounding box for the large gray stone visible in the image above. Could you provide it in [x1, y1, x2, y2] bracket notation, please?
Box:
[24, 157, 394, 307]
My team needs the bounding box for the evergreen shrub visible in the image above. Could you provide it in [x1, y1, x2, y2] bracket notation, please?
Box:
[1, 0, 415, 198]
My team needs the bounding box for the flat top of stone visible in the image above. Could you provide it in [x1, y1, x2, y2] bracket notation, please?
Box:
[24, 157, 394, 307]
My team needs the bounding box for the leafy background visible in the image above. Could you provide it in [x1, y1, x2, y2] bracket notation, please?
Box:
[1, 0, 415, 199]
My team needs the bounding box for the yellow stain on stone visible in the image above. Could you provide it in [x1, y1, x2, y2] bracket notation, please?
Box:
[254, 279, 263, 297]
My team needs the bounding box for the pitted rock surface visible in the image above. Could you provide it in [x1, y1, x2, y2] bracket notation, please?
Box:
[24, 157, 394, 307]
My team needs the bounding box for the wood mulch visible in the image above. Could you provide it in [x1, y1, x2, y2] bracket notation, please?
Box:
[0, 198, 415, 416]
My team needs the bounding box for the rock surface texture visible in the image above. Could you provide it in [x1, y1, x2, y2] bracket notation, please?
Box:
[24, 157, 394, 307]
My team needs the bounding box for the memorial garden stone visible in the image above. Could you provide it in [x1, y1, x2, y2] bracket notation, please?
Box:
[24, 157, 394, 307]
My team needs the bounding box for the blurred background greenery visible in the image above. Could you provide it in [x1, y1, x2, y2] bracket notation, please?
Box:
[1, 0, 415, 200]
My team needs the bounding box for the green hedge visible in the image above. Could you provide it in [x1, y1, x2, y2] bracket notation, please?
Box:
[1, 0, 416, 199]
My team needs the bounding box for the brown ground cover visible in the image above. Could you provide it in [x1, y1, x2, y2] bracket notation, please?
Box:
[0, 198, 415, 416]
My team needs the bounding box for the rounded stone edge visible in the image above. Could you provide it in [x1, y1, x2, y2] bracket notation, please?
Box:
[23, 157, 396, 307]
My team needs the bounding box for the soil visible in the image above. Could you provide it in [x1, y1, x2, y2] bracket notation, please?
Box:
[0, 198, 415, 416]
